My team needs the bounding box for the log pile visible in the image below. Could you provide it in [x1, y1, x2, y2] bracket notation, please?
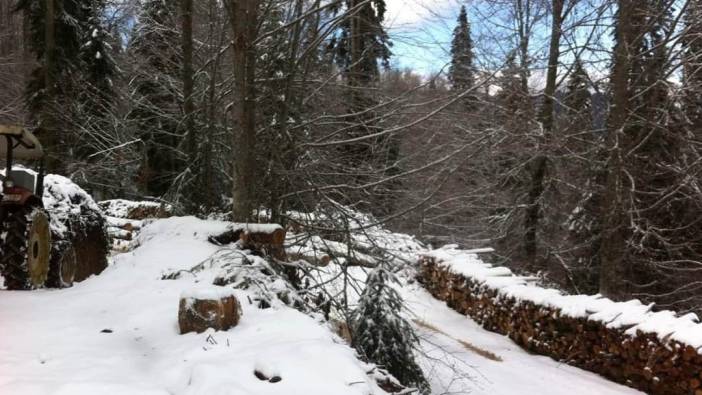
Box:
[418, 255, 702, 395]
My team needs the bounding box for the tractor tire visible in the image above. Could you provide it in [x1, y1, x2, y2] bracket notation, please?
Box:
[0, 207, 52, 290]
[47, 242, 77, 288]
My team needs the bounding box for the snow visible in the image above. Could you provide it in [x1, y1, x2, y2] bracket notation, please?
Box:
[99, 199, 166, 219]
[180, 285, 238, 301]
[0, 210, 652, 394]
[42, 174, 102, 236]
[228, 223, 283, 234]
[424, 245, 702, 349]
[0, 217, 387, 395]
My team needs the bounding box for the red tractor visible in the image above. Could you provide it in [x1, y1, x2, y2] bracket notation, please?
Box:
[0, 125, 66, 290]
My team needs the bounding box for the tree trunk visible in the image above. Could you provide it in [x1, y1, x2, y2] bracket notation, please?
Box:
[43, 0, 59, 173]
[181, 0, 195, 163]
[599, 0, 634, 300]
[226, 0, 259, 222]
[524, 0, 564, 270]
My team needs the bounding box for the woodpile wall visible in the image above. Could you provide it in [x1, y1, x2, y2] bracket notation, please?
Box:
[418, 255, 702, 395]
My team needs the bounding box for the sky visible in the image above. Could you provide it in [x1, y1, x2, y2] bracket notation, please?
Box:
[383, 0, 463, 75]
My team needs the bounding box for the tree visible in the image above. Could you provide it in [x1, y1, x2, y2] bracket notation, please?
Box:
[523, 0, 568, 271]
[449, 5, 474, 92]
[225, 0, 259, 222]
[17, 0, 85, 171]
[327, 0, 396, 214]
[351, 262, 430, 393]
[683, 0, 702, 134]
[127, 0, 182, 197]
[599, 0, 680, 300]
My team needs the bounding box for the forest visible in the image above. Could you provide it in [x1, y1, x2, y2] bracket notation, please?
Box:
[1, 0, 702, 386]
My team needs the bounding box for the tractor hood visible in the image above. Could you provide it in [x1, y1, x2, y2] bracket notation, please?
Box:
[0, 125, 44, 160]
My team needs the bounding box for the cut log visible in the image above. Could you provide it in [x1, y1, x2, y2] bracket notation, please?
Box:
[209, 223, 286, 259]
[178, 287, 242, 334]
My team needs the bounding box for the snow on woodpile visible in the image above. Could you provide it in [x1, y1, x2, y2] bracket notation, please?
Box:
[420, 246, 702, 395]
[99, 198, 171, 220]
[425, 245, 702, 347]
[42, 175, 110, 282]
[42, 174, 102, 236]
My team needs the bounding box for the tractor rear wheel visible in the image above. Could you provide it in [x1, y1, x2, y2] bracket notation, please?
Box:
[47, 243, 77, 288]
[0, 206, 51, 290]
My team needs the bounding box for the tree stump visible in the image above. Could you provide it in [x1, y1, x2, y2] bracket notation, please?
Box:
[178, 287, 242, 334]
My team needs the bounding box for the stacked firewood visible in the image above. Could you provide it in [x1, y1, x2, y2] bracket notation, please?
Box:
[418, 256, 702, 395]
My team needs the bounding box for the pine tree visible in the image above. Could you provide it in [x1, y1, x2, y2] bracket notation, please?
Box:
[598, 0, 702, 307]
[564, 61, 590, 115]
[328, 0, 396, 214]
[561, 61, 601, 292]
[351, 263, 430, 393]
[127, 0, 183, 197]
[449, 5, 474, 92]
[16, 0, 85, 170]
[80, 0, 115, 104]
[330, 0, 391, 86]
[683, 0, 702, 133]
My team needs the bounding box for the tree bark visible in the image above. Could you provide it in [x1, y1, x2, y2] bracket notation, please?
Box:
[226, 0, 259, 222]
[524, 0, 565, 270]
[43, 0, 59, 172]
[181, 0, 195, 162]
[599, 0, 634, 300]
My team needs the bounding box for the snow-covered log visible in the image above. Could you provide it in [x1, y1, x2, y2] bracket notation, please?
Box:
[209, 223, 286, 259]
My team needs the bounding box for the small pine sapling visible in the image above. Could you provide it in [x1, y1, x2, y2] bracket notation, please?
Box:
[351, 262, 430, 393]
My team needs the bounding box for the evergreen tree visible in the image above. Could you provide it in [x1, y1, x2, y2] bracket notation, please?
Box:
[127, 0, 183, 197]
[683, 0, 702, 133]
[351, 263, 430, 393]
[496, 50, 531, 140]
[80, 0, 115, 104]
[449, 5, 474, 92]
[330, 0, 391, 85]
[598, 0, 702, 308]
[16, 0, 86, 169]
[561, 61, 602, 292]
[327, 0, 397, 214]
[73, 0, 117, 162]
[563, 61, 591, 116]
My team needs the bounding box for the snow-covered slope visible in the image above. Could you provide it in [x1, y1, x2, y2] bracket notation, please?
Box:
[0, 217, 386, 395]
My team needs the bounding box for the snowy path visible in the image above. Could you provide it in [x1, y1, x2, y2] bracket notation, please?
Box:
[403, 284, 644, 395]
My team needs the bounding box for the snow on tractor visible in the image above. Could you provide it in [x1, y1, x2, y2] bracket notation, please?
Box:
[0, 125, 109, 290]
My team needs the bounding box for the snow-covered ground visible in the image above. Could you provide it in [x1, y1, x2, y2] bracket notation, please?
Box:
[0, 217, 386, 395]
[0, 216, 642, 394]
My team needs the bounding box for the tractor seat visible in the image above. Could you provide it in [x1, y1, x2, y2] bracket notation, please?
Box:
[0, 125, 44, 160]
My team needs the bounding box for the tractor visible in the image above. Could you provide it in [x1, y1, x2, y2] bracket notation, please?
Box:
[0, 125, 76, 290]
